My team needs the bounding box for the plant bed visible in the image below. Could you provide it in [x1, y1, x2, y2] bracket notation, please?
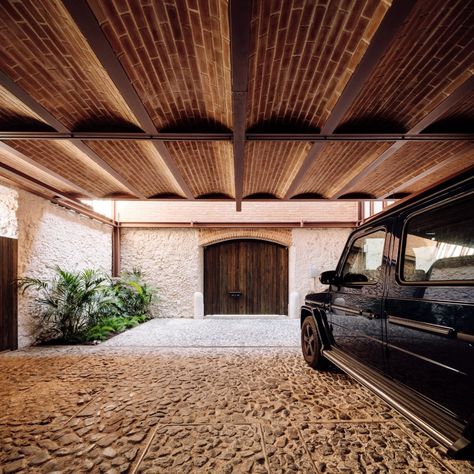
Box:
[19, 267, 156, 346]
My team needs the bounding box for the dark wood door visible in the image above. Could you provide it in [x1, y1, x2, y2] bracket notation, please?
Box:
[204, 239, 288, 315]
[0, 236, 18, 351]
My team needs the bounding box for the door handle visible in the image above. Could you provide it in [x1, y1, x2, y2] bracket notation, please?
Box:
[228, 291, 242, 297]
[361, 310, 376, 320]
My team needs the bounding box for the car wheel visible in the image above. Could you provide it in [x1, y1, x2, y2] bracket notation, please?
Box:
[301, 316, 328, 370]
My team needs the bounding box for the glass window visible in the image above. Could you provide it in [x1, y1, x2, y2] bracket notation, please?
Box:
[402, 195, 474, 282]
[342, 230, 386, 283]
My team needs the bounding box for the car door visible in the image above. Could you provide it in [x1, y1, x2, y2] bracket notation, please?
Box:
[328, 226, 390, 373]
[386, 193, 474, 424]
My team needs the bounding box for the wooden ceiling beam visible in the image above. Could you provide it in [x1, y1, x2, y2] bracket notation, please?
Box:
[284, 0, 416, 199]
[0, 141, 95, 199]
[332, 75, 474, 198]
[230, 0, 252, 212]
[63, 0, 194, 200]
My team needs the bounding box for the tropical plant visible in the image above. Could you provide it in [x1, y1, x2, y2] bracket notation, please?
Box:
[105, 269, 154, 319]
[85, 315, 148, 341]
[18, 267, 112, 343]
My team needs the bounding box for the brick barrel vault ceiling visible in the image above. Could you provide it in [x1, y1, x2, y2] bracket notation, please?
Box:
[84, 140, 185, 198]
[346, 141, 474, 197]
[87, 0, 232, 132]
[246, 0, 390, 131]
[338, 0, 474, 133]
[165, 141, 234, 198]
[244, 141, 312, 199]
[295, 141, 395, 198]
[0, 86, 52, 131]
[0, 0, 140, 131]
[6, 141, 130, 197]
[0, 146, 79, 194]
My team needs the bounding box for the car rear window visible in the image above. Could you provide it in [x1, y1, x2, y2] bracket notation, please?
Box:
[402, 194, 474, 283]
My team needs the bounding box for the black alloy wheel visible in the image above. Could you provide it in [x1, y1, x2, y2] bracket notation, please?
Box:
[301, 316, 328, 370]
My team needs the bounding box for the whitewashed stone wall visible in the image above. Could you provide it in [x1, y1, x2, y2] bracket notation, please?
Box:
[120, 227, 353, 318]
[292, 228, 353, 309]
[0, 183, 18, 238]
[120, 228, 201, 319]
[16, 190, 112, 347]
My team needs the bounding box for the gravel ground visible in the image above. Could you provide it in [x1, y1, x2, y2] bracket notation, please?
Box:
[102, 318, 300, 347]
[1, 322, 473, 473]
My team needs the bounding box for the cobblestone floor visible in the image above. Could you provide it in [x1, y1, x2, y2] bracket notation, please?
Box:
[1, 345, 473, 473]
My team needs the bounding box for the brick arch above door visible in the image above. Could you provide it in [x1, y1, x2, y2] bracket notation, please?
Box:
[199, 228, 292, 247]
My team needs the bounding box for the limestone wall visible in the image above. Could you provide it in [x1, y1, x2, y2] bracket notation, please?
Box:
[0, 183, 18, 238]
[292, 228, 353, 308]
[120, 228, 201, 319]
[14, 189, 112, 347]
[120, 226, 353, 318]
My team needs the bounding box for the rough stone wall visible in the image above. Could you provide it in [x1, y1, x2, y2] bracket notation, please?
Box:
[120, 228, 201, 319]
[17, 190, 112, 347]
[0, 183, 18, 238]
[292, 228, 353, 308]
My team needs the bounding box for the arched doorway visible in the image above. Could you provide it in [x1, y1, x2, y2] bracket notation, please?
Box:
[204, 239, 288, 315]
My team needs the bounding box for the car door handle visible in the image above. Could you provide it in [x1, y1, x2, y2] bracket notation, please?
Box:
[361, 310, 376, 320]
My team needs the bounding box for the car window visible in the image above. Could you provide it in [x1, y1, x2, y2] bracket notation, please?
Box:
[402, 194, 474, 282]
[341, 230, 386, 284]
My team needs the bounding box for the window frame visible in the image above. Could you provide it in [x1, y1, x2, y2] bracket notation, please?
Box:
[337, 226, 388, 287]
[398, 193, 474, 286]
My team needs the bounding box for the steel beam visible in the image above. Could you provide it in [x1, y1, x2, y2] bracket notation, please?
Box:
[333, 76, 474, 198]
[119, 221, 357, 229]
[284, 0, 416, 199]
[0, 141, 95, 198]
[63, 0, 194, 200]
[229, 0, 252, 211]
[1, 131, 471, 142]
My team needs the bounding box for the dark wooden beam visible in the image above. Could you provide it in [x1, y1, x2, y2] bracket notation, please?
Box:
[229, 0, 252, 211]
[0, 141, 95, 198]
[63, 0, 194, 200]
[333, 75, 474, 198]
[284, 0, 416, 199]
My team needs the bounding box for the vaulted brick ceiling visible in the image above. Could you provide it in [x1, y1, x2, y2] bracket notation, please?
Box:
[0, 0, 472, 208]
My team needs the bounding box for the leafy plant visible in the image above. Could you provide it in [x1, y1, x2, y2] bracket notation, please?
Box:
[106, 269, 154, 319]
[85, 315, 148, 342]
[18, 267, 112, 343]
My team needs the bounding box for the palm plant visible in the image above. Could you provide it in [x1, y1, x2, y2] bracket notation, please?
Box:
[18, 267, 112, 343]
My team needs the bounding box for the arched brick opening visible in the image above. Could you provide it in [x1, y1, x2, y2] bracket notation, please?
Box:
[199, 228, 292, 247]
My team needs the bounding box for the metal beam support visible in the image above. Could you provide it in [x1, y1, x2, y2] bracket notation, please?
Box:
[1, 131, 471, 142]
[63, 0, 194, 200]
[0, 141, 95, 198]
[333, 75, 474, 198]
[284, 0, 416, 199]
[0, 161, 114, 225]
[119, 221, 357, 229]
[229, 0, 252, 211]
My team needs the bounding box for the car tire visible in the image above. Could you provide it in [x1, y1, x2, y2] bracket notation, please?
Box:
[301, 316, 328, 370]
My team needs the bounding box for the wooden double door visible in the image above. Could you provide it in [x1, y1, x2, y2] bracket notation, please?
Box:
[0, 236, 17, 351]
[204, 239, 288, 315]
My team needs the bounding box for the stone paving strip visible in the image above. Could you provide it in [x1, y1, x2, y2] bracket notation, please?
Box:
[0, 346, 473, 473]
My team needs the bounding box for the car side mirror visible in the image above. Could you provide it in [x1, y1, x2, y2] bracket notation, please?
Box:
[320, 270, 338, 285]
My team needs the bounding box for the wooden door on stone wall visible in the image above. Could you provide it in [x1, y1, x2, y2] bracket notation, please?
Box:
[0, 236, 18, 351]
[204, 239, 288, 315]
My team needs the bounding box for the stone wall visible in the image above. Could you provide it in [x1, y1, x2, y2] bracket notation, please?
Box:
[120, 228, 201, 319]
[11, 188, 112, 347]
[120, 226, 353, 318]
[292, 228, 353, 309]
[0, 183, 18, 238]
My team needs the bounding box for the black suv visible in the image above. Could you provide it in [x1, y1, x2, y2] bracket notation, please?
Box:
[300, 171, 474, 458]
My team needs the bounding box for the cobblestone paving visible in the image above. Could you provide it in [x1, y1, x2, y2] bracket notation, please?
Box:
[0, 346, 473, 473]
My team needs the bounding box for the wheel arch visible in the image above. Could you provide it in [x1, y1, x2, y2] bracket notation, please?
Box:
[300, 305, 333, 349]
